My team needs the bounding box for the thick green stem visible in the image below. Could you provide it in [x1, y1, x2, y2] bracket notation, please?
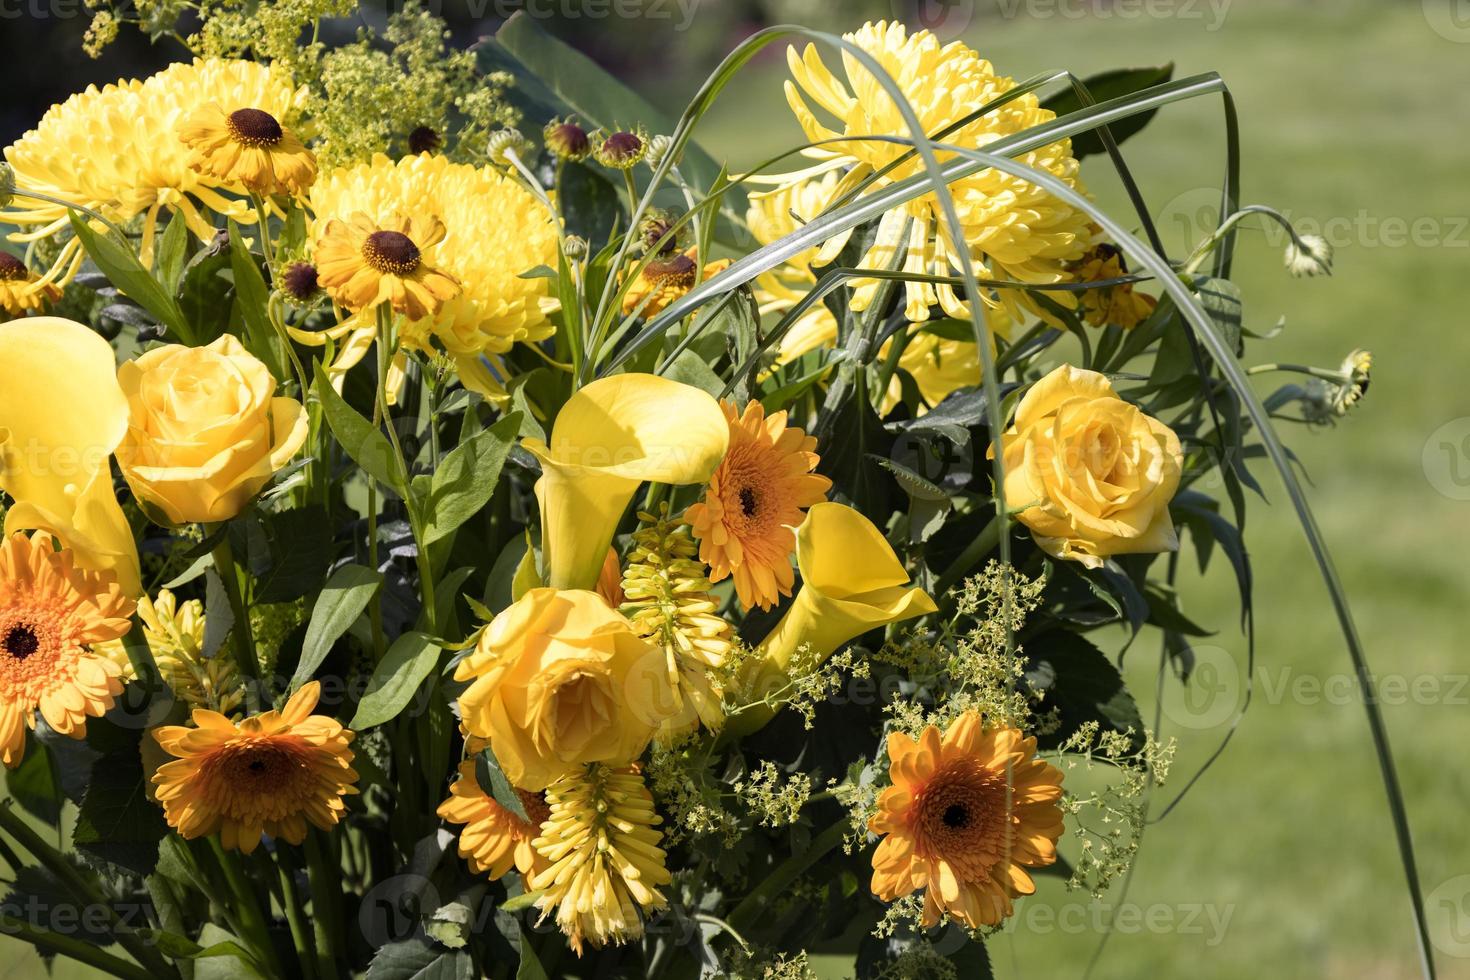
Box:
[276, 853, 318, 980]
[208, 530, 266, 712]
[304, 832, 343, 980]
[208, 839, 283, 978]
[727, 820, 847, 934]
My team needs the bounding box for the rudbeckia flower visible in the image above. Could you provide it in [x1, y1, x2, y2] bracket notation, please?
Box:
[313, 212, 460, 322]
[0, 532, 133, 768]
[179, 103, 317, 197]
[870, 711, 1065, 929]
[621, 248, 731, 318]
[0, 253, 61, 316]
[525, 374, 728, 592]
[0, 316, 140, 595]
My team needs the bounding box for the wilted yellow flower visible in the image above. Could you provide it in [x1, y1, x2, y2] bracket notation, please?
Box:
[530, 764, 670, 955]
[774, 22, 1090, 327]
[0, 532, 132, 769]
[0, 317, 140, 595]
[95, 589, 242, 716]
[621, 248, 731, 318]
[525, 374, 728, 592]
[1, 59, 304, 284]
[179, 103, 317, 197]
[997, 365, 1182, 568]
[0, 253, 61, 316]
[437, 757, 551, 882]
[307, 154, 559, 400]
[737, 502, 935, 731]
[685, 400, 831, 612]
[151, 681, 358, 853]
[1074, 243, 1156, 329]
[870, 712, 1064, 928]
[116, 335, 309, 526]
[454, 588, 675, 791]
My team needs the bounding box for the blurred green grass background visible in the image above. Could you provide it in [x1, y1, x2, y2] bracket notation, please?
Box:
[4, 1, 1467, 977]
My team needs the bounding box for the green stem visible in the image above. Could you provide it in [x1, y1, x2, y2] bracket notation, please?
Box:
[208, 839, 283, 978]
[0, 914, 156, 980]
[10, 189, 129, 241]
[208, 529, 266, 712]
[303, 832, 343, 980]
[276, 853, 318, 980]
[727, 820, 847, 934]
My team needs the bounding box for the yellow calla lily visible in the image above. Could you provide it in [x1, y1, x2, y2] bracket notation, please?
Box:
[732, 502, 936, 734]
[0, 316, 141, 595]
[524, 374, 728, 591]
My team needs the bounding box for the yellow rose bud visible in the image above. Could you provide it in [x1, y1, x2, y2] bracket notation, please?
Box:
[117, 335, 308, 525]
[997, 365, 1183, 569]
[454, 588, 676, 791]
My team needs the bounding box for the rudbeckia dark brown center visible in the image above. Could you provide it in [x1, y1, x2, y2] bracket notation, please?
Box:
[408, 126, 442, 155]
[0, 252, 28, 281]
[3, 624, 39, 660]
[227, 108, 284, 148]
[282, 261, 319, 300]
[362, 230, 422, 276]
[644, 253, 697, 290]
[601, 131, 643, 164]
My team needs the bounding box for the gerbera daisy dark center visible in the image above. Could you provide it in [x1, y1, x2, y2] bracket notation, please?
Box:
[362, 230, 422, 276]
[0, 253, 28, 281]
[226, 108, 284, 148]
[942, 803, 970, 829]
[3, 624, 39, 660]
[739, 486, 760, 518]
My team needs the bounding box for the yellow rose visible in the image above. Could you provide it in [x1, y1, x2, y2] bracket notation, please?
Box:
[116, 335, 308, 525]
[454, 588, 675, 791]
[998, 365, 1182, 569]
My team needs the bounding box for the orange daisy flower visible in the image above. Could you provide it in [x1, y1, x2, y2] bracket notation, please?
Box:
[685, 400, 831, 611]
[437, 756, 551, 881]
[151, 681, 358, 853]
[313, 211, 460, 321]
[178, 103, 317, 198]
[0, 532, 133, 769]
[870, 712, 1065, 929]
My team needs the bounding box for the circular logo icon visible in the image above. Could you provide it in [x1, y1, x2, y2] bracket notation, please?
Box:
[1424, 0, 1470, 42]
[1423, 417, 1470, 501]
[890, 0, 977, 41]
[1427, 874, 1470, 957]
[1155, 186, 1223, 260]
[358, 873, 440, 948]
[1163, 644, 1242, 730]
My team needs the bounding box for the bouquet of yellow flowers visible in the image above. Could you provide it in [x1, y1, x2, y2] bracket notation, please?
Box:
[0, 4, 1426, 979]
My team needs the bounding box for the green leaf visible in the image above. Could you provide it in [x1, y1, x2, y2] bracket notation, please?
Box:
[1193, 275, 1243, 356]
[72, 721, 168, 875]
[516, 924, 550, 980]
[176, 243, 233, 344]
[155, 215, 189, 292]
[6, 737, 62, 823]
[68, 213, 193, 344]
[365, 938, 473, 980]
[295, 563, 382, 687]
[1041, 64, 1176, 159]
[252, 505, 334, 603]
[194, 925, 269, 980]
[423, 414, 520, 544]
[660, 349, 725, 397]
[315, 363, 407, 493]
[350, 631, 441, 729]
[1024, 631, 1143, 748]
[227, 221, 288, 382]
[474, 744, 531, 823]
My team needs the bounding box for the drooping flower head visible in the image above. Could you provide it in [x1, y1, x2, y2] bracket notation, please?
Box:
[685, 400, 832, 611]
[0, 252, 61, 316]
[179, 103, 317, 197]
[437, 755, 551, 882]
[0, 532, 133, 768]
[870, 712, 1064, 929]
[151, 681, 359, 853]
[530, 764, 671, 955]
[774, 22, 1091, 327]
[525, 374, 728, 593]
[1, 59, 304, 284]
[1073, 243, 1156, 329]
[308, 154, 559, 400]
[0, 317, 140, 595]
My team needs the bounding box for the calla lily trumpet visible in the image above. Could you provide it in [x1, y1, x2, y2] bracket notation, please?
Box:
[732, 502, 936, 734]
[0, 317, 141, 595]
[524, 374, 728, 592]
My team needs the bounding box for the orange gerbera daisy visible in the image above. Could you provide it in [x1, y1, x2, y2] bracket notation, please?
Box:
[151, 680, 358, 853]
[313, 211, 460, 321]
[0, 532, 133, 768]
[685, 401, 831, 611]
[437, 756, 551, 881]
[870, 712, 1065, 929]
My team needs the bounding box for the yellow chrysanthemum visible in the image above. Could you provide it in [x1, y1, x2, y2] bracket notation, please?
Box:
[96, 589, 242, 716]
[620, 509, 733, 739]
[1074, 243, 1156, 329]
[1, 59, 304, 286]
[685, 401, 831, 612]
[622, 247, 732, 318]
[530, 764, 671, 955]
[438, 757, 551, 882]
[0, 532, 133, 769]
[774, 22, 1091, 328]
[0, 252, 61, 316]
[870, 712, 1064, 929]
[307, 154, 560, 400]
[179, 103, 316, 198]
[151, 680, 358, 853]
[747, 172, 843, 365]
[880, 329, 981, 416]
